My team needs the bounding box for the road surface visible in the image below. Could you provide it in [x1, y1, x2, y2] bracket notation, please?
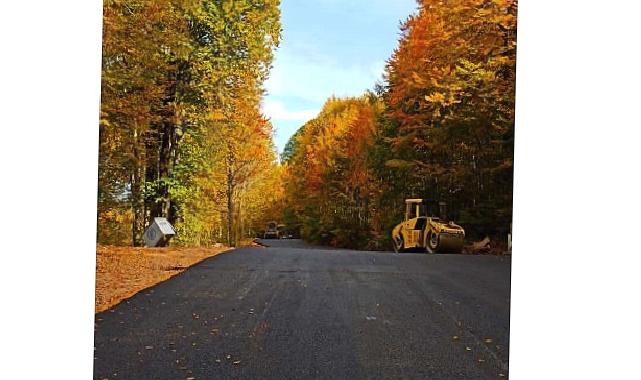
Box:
[94, 239, 511, 379]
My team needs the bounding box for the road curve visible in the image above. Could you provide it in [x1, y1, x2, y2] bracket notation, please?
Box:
[94, 239, 511, 379]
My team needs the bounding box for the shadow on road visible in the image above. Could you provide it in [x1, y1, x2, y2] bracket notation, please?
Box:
[255, 238, 340, 250]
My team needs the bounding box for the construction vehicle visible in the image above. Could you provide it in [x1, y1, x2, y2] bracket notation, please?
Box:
[263, 221, 279, 239]
[391, 199, 465, 253]
[276, 224, 289, 238]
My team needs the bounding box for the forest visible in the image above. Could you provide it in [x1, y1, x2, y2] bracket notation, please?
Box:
[98, 0, 283, 247]
[281, 0, 517, 249]
[98, 0, 517, 250]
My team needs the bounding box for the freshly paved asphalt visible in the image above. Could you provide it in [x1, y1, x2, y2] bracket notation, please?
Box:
[94, 239, 511, 379]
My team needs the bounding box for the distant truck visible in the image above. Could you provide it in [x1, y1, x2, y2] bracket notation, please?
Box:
[277, 224, 291, 239]
[263, 221, 279, 239]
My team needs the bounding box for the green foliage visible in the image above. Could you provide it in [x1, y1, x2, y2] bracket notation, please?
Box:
[280, 126, 305, 163]
[98, 0, 282, 247]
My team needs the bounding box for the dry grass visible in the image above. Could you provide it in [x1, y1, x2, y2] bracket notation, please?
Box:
[95, 245, 231, 313]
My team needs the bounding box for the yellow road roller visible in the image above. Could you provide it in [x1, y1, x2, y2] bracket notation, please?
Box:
[391, 199, 465, 253]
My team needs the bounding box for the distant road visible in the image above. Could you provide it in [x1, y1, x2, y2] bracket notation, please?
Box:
[94, 239, 511, 379]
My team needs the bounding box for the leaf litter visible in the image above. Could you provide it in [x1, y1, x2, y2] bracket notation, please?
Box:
[95, 245, 230, 313]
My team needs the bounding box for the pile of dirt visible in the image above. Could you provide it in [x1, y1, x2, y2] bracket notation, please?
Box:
[462, 236, 511, 255]
[95, 245, 230, 313]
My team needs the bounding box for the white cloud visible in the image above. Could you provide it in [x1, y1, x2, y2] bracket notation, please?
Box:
[264, 46, 382, 104]
[262, 100, 319, 122]
[263, 45, 382, 152]
[369, 60, 386, 81]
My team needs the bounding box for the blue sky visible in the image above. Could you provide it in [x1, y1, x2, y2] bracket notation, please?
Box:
[262, 0, 418, 154]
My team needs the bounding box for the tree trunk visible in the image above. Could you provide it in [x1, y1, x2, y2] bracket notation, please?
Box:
[237, 197, 243, 244]
[131, 126, 146, 246]
[226, 145, 235, 247]
[156, 121, 174, 219]
[151, 60, 187, 224]
[226, 176, 234, 247]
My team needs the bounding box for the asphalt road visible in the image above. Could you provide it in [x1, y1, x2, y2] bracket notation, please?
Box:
[94, 239, 511, 379]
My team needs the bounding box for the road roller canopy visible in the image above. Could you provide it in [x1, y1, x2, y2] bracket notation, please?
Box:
[267, 221, 278, 230]
[404, 199, 448, 221]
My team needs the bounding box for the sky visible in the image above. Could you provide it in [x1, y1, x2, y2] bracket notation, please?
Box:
[262, 0, 418, 154]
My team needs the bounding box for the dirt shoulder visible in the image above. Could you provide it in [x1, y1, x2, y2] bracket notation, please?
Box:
[95, 245, 231, 313]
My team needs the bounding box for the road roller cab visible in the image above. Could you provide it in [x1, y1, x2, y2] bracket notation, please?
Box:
[392, 199, 465, 253]
[264, 221, 280, 239]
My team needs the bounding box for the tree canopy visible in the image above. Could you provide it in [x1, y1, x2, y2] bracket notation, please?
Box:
[98, 0, 282, 246]
[98, 0, 517, 250]
[282, 0, 517, 249]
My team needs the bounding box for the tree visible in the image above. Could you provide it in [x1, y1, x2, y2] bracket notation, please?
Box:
[283, 96, 382, 248]
[379, 0, 517, 239]
[282, 0, 517, 249]
[98, 0, 282, 247]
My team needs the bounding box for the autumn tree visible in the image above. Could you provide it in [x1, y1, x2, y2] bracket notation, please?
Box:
[98, 0, 281, 247]
[377, 0, 517, 240]
[283, 96, 382, 248]
[99, 0, 194, 245]
[283, 0, 517, 249]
